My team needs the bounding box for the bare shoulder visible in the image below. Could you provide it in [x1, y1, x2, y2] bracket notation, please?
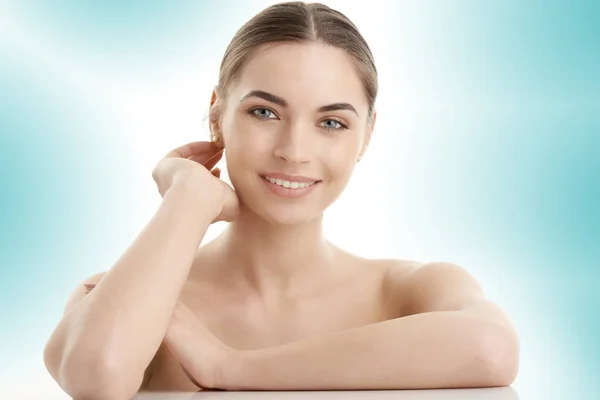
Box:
[62, 271, 108, 316]
[383, 260, 488, 316]
[398, 261, 483, 290]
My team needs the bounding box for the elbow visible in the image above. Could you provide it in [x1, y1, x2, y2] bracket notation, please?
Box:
[473, 322, 520, 387]
[59, 350, 142, 400]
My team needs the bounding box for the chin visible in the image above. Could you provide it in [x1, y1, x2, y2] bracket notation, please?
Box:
[254, 204, 322, 227]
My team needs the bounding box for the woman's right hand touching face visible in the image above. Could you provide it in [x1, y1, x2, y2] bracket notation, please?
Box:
[152, 141, 240, 223]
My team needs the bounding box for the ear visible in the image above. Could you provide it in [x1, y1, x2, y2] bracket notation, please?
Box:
[209, 87, 223, 145]
[358, 110, 376, 161]
[210, 87, 218, 107]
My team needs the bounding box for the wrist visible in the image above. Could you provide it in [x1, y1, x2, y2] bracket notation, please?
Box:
[167, 171, 221, 220]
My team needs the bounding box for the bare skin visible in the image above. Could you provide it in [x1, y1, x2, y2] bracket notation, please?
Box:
[44, 41, 519, 397]
[83, 245, 419, 392]
[78, 241, 518, 393]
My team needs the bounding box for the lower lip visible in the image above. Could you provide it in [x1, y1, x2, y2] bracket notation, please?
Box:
[260, 176, 320, 199]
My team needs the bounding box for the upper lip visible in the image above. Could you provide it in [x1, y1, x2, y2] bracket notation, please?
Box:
[261, 172, 320, 183]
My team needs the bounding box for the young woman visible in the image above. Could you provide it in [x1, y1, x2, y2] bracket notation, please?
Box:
[43, 2, 519, 398]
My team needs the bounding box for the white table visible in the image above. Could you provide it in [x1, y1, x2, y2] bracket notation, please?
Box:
[132, 387, 519, 400]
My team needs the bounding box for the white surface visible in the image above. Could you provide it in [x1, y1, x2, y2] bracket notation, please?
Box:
[132, 387, 519, 400]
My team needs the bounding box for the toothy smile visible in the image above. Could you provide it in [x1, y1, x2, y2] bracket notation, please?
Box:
[260, 175, 318, 189]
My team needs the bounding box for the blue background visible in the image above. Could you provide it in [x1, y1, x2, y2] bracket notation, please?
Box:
[0, 1, 598, 398]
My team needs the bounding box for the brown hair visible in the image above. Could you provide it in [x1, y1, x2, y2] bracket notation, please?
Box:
[210, 1, 378, 129]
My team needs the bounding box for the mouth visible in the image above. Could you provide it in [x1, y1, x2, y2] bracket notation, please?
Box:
[259, 174, 321, 189]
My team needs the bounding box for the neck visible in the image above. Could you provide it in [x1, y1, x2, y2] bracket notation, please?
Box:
[214, 205, 334, 301]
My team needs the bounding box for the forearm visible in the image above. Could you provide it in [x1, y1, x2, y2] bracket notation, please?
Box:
[52, 180, 217, 389]
[221, 311, 517, 390]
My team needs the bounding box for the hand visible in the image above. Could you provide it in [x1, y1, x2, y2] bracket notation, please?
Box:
[151, 141, 239, 222]
[164, 301, 234, 390]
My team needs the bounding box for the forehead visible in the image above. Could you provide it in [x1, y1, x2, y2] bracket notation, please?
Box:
[231, 42, 367, 112]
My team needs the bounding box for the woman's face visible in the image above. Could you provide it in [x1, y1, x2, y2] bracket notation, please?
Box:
[217, 42, 373, 226]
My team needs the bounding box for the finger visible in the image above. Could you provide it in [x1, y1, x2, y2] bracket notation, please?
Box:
[211, 167, 221, 179]
[188, 148, 224, 170]
[165, 141, 218, 159]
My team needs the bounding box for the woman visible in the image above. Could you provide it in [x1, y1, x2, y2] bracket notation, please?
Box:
[43, 1, 519, 397]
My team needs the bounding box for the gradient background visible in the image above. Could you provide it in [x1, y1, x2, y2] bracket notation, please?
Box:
[1, 1, 598, 398]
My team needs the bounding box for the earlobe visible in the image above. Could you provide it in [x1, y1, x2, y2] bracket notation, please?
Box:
[211, 134, 222, 146]
[210, 132, 225, 149]
[357, 144, 367, 162]
[209, 123, 223, 147]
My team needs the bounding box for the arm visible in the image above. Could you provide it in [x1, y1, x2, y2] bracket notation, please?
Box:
[43, 178, 218, 400]
[216, 262, 519, 390]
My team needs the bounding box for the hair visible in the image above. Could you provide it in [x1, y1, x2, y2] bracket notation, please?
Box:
[209, 1, 378, 130]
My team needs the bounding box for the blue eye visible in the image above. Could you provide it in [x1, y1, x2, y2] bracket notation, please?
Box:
[250, 108, 277, 120]
[248, 108, 349, 131]
[320, 119, 348, 131]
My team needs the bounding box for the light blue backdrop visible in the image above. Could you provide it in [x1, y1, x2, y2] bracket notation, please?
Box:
[1, 1, 598, 398]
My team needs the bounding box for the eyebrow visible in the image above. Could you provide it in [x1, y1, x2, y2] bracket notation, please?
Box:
[240, 90, 359, 117]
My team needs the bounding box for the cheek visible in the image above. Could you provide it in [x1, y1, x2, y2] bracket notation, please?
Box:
[223, 118, 269, 171]
[319, 139, 360, 177]
[225, 113, 270, 146]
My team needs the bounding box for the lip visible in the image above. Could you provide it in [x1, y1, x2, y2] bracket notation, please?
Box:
[260, 172, 320, 183]
[259, 175, 320, 199]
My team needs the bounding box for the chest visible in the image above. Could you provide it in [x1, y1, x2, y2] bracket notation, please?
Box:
[206, 285, 391, 351]
[147, 269, 397, 391]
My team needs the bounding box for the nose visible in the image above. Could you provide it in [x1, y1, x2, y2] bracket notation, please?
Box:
[273, 121, 311, 164]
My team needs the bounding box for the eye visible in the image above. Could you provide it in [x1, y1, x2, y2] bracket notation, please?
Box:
[249, 107, 278, 120]
[320, 118, 348, 131]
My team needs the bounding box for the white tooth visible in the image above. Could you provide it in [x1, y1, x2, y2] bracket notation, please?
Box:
[263, 176, 316, 189]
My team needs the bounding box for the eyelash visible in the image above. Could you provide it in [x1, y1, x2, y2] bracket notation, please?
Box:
[247, 107, 350, 132]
